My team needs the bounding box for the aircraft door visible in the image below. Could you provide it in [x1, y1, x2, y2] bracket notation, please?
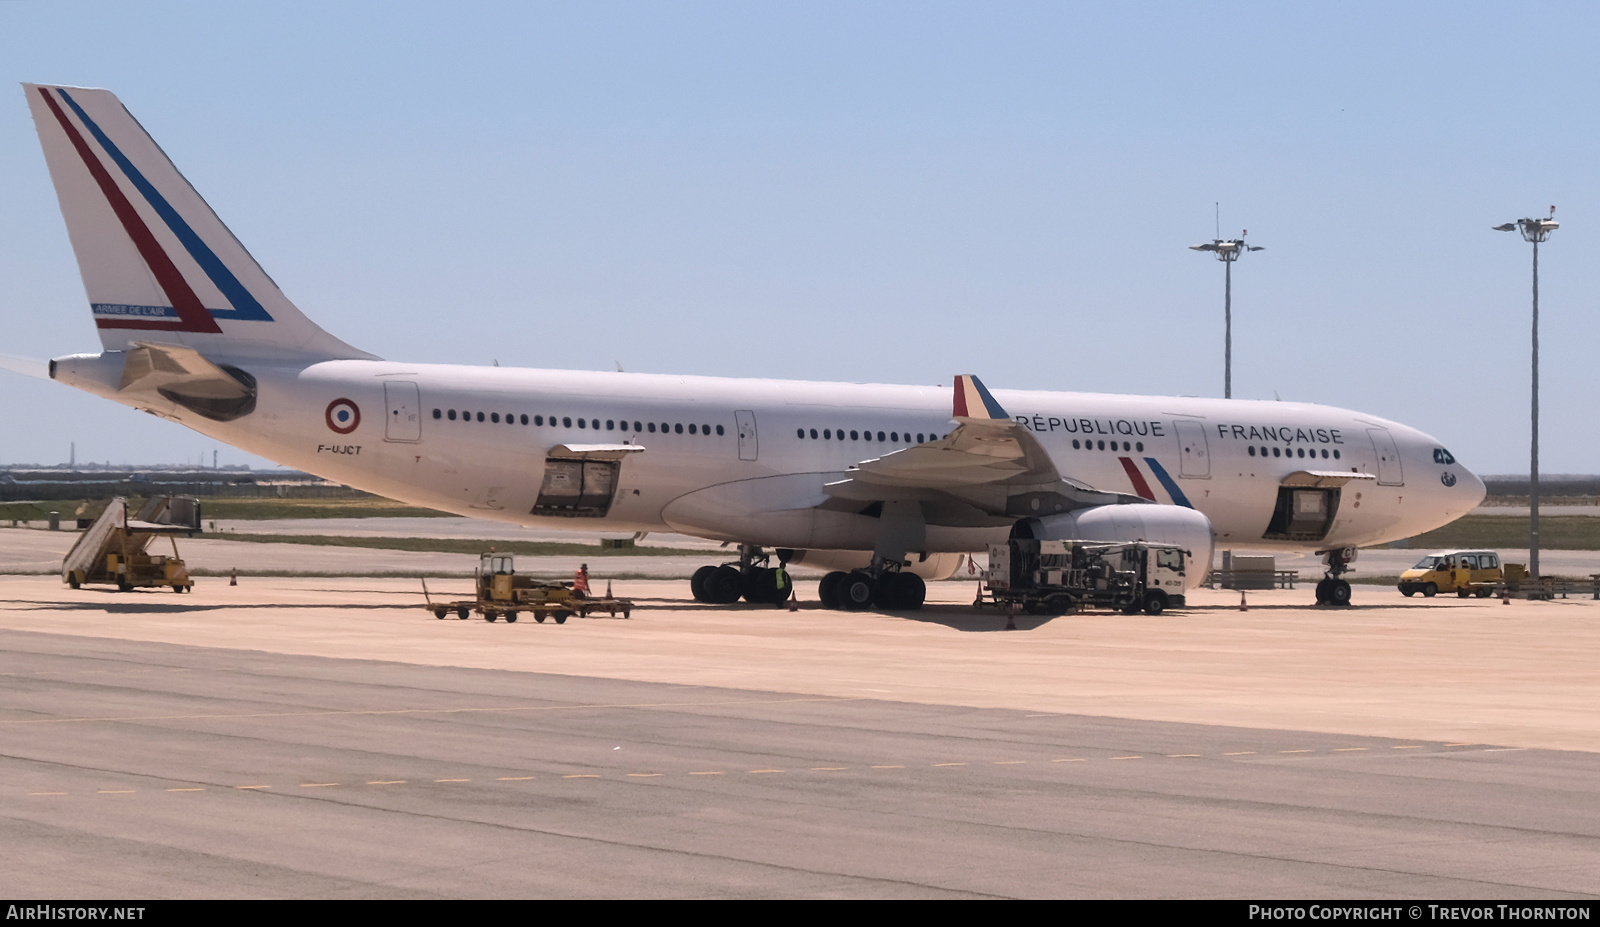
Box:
[1175, 419, 1210, 478]
[1367, 428, 1404, 486]
[384, 381, 421, 443]
[735, 410, 758, 461]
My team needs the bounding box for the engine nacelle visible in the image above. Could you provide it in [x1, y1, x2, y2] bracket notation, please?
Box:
[1012, 504, 1216, 591]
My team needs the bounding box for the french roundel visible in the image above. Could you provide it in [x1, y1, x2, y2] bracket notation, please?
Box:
[325, 398, 360, 434]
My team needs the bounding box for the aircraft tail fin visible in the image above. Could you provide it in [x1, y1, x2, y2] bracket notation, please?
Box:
[952, 374, 1009, 421]
[23, 84, 375, 363]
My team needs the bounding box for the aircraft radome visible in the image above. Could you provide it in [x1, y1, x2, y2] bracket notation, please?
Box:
[12, 84, 1486, 610]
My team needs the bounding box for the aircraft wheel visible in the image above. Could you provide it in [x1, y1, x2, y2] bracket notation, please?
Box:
[1400, 586, 1415, 597]
[434, 608, 447, 620]
[117, 581, 132, 593]
[818, 571, 848, 609]
[1422, 583, 1437, 598]
[1045, 594, 1073, 615]
[484, 611, 498, 622]
[1457, 588, 1471, 598]
[840, 572, 876, 610]
[534, 612, 546, 623]
[742, 567, 776, 604]
[888, 573, 925, 610]
[1142, 591, 1167, 616]
[1476, 587, 1492, 598]
[68, 576, 80, 589]
[690, 565, 716, 603]
[1314, 579, 1331, 603]
[553, 611, 570, 625]
[506, 612, 518, 623]
[457, 607, 470, 620]
[706, 566, 742, 604]
[1327, 580, 1352, 606]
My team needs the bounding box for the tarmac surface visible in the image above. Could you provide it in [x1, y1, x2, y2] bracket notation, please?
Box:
[2, 574, 1599, 898]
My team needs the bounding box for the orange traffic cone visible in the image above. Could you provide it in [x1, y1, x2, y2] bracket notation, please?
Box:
[788, 587, 799, 612]
[229, 569, 237, 586]
[1239, 590, 1248, 611]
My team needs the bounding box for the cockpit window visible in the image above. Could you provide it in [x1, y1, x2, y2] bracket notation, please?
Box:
[1433, 448, 1456, 465]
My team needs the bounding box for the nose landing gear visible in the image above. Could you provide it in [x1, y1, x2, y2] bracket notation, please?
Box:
[1314, 547, 1355, 606]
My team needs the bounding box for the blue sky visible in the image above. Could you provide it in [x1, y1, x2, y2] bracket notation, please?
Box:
[0, 1, 1594, 474]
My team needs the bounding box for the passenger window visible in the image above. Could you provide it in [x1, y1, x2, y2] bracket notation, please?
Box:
[810, 429, 818, 439]
[521, 414, 529, 425]
[534, 415, 542, 425]
[608, 420, 615, 430]
[432, 408, 441, 419]
[715, 424, 724, 435]
[1248, 446, 1256, 456]
[447, 410, 457, 421]
[491, 412, 500, 423]
[1097, 440, 1105, 450]
[1333, 450, 1341, 459]
[823, 429, 831, 439]
[1321, 448, 1328, 458]
[476, 412, 485, 423]
[837, 429, 845, 441]
[563, 417, 571, 427]
[877, 431, 885, 442]
[648, 423, 656, 433]
[850, 430, 859, 440]
[1136, 442, 1144, 452]
[1272, 447, 1280, 457]
[674, 423, 683, 434]
[577, 418, 586, 429]
[919, 434, 927, 443]
[891, 432, 899, 442]
[635, 422, 643, 432]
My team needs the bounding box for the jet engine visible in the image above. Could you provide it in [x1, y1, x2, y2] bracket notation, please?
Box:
[1011, 504, 1216, 591]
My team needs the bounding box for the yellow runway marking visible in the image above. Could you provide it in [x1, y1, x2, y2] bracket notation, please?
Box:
[1393, 745, 1424, 750]
[994, 760, 1026, 765]
[934, 763, 967, 767]
[626, 773, 662, 778]
[97, 789, 136, 794]
[809, 767, 847, 771]
[1111, 756, 1141, 760]
[748, 769, 784, 774]
[435, 778, 470, 783]
[1333, 748, 1367, 752]
[1052, 758, 1085, 763]
[1167, 754, 1202, 758]
[688, 771, 723, 776]
[1446, 743, 1479, 747]
[496, 776, 534, 781]
[235, 785, 270, 790]
[29, 792, 67, 796]
[166, 788, 205, 792]
[300, 782, 339, 788]
[1223, 751, 1256, 756]
[366, 780, 405, 785]
[870, 765, 904, 769]
[1280, 749, 1313, 754]
[563, 774, 600, 779]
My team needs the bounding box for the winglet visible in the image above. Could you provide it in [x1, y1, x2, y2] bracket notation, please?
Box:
[952, 375, 1008, 421]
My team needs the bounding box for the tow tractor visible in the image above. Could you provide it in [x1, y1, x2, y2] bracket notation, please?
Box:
[981, 539, 1190, 616]
[422, 552, 632, 623]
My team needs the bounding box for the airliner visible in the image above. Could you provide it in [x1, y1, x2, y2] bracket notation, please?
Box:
[13, 84, 1486, 611]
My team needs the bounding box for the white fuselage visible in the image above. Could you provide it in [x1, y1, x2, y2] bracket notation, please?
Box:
[52, 354, 1487, 557]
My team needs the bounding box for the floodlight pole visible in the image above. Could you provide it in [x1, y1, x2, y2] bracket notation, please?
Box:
[1190, 234, 1262, 400]
[1494, 213, 1558, 584]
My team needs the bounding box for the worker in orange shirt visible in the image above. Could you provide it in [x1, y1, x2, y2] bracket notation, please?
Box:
[574, 563, 590, 597]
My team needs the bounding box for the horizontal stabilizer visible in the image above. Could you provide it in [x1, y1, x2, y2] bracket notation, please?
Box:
[119, 342, 249, 400]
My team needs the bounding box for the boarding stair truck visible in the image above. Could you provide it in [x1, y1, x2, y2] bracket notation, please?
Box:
[423, 552, 633, 623]
[61, 495, 201, 592]
[983, 539, 1189, 615]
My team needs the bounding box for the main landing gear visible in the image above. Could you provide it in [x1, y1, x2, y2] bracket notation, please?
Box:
[689, 544, 792, 606]
[816, 565, 925, 611]
[1314, 547, 1354, 607]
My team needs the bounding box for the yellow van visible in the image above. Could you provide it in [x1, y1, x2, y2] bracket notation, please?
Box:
[1398, 550, 1501, 598]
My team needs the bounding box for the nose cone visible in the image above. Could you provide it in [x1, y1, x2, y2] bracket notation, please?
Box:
[1457, 464, 1487, 509]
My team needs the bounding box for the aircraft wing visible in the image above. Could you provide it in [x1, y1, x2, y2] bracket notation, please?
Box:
[828, 375, 1060, 494]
